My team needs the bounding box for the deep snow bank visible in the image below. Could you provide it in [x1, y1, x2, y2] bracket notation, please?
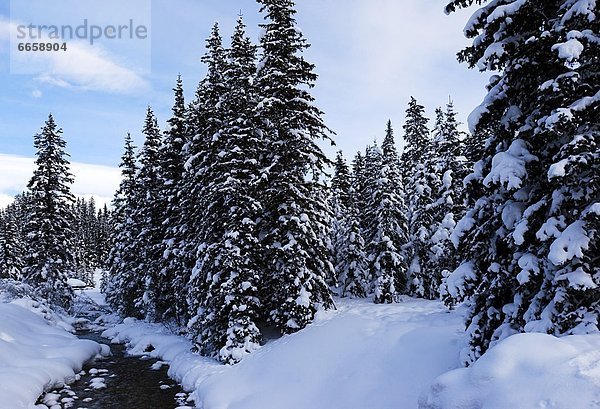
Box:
[0, 293, 109, 409]
[419, 332, 600, 409]
[102, 298, 466, 409]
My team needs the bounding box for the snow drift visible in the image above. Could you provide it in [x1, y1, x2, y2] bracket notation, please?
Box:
[419, 332, 600, 409]
[0, 298, 109, 409]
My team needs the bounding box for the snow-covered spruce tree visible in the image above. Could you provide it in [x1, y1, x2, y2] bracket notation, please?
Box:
[364, 122, 409, 303]
[0, 206, 25, 279]
[330, 150, 371, 298]
[129, 107, 164, 320]
[181, 24, 229, 340]
[95, 204, 112, 271]
[183, 24, 228, 331]
[422, 102, 469, 299]
[381, 121, 410, 292]
[329, 150, 352, 289]
[335, 187, 369, 298]
[331, 150, 352, 208]
[351, 151, 368, 223]
[86, 197, 100, 270]
[72, 198, 93, 284]
[361, 143, 382, 244]
[154, 75, 189, 324]
[104, 133, 141, 316]
[23, 114, 75, 309]
[188, 17, 264, 365]
[401, 98, 438, 298]
[444, 0, 600, 363]
[255, 0, 335, 333]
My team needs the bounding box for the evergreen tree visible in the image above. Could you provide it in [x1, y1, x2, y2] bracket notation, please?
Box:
[445, 0, 600, 363]
[351, 151, 368, 224]
[401, 98, 438, 298]
[0, 206, 24, 279]
[104, 133, 140, 315]
[96, 204, 112, 270]
[72, 198, 93, 284]
[131, 107, 164, 320]
[365, 123, 409, 302]
[188, 17, 263, 364]
[361, 143, 382, 243]
[184, 24, 229, 331]
[335, 190, 369, 298]
[23, 114, 75, 309]
[331, 151, 352, 209]
[329, 151, 352, 289]
[255, 0, 335, 333]
[422, 102, 469, 299]
[156, 75, 189, 323]
[401, 97, 431, 172]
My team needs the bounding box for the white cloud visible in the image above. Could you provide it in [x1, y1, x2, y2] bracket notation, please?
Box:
[0, 16, 150, 94]
[31, 89, 42, 98]
[32, 40, 150, 94]
[0, 153, 120, 208]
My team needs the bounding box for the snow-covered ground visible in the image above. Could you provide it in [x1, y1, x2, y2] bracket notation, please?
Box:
[0, 285, 109, 409]
[3, 276, 599, 409]
[101, 297, 466, 409]
[99, 295, 600, 409]
[420, 332, 600, 409]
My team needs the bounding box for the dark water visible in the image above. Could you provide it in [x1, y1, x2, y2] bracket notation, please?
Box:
[38, 331, 192, 409]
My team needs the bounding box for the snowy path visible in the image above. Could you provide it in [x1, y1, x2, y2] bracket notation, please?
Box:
[102, 297, 467, 409]
[195, 299, 466, 409]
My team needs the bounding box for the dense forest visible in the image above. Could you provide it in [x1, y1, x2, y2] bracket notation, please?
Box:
[0, 0, 597, 369]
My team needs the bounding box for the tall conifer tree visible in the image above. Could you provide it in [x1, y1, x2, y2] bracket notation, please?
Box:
[255, 0, 335, 333]
[132, 107, 164, 320]
[0, 206, 24, 279]
[157, 75, 189, 323]
[365, 123, 409, 302]
[104, 133, 140, 314]
[445, 0, 600, 363]
[23, 114, 75, 309]
[401, 98, 438, 298]
[188, 17, 264, 364]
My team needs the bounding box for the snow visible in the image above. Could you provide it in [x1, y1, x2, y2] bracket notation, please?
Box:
[66, 278, 87, 288]
[101, 318, 224, 393]
[552, 38, 584, 61]
[586, 203, 600, 216]
[501, 201, 525, 230]
[557, 266, 598, 290]
[0, 298, 108, 409]
[548, 220, 590, 265]
[196, 299, 464, 409]
[450, 210, 476, 248]
[516, 253, 540, 285]
[419, 333, 600, 409]
[561, 0, 597, 25]
[486, 0, 527, 24]
[548, 158, 569, 178]
[483, 139, 537, 190]
[101, 298, 465, 409]
[4, 276, 600, 409]
[442, 261, 476, 300]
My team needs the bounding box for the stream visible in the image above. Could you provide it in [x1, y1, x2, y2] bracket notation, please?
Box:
[37, 294, 193, 409]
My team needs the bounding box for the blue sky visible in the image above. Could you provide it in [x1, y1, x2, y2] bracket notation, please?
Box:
[0, 0, 487, 205]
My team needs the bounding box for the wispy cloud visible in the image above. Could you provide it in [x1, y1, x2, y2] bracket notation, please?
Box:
[0, 16, 150, 94]
[0, 153, 120, 208]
